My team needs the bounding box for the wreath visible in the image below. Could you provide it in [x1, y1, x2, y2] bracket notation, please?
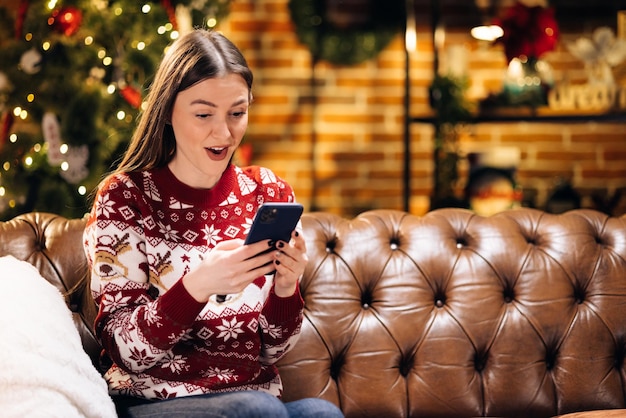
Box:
[288, 0, 405, 66]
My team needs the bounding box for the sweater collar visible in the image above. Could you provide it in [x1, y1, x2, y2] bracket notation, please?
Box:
[154, 163, 237, 207]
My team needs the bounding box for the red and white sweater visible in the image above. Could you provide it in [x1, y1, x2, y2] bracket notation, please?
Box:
[83, 164, 304, 401]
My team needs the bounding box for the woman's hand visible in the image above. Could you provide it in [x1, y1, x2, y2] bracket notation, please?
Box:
[272, 230, 308, 297]
[182, 238, 277, 303]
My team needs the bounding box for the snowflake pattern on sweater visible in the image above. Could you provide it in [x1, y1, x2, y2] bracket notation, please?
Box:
[83, 164, 304, 400]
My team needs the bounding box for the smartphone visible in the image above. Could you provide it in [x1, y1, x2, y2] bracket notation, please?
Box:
[244, 202, 304, 245]
[216, 203, 303, 303]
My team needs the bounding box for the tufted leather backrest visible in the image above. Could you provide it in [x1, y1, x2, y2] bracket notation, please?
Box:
[1, 209, 625, 418]
[278, 208, 626, 418]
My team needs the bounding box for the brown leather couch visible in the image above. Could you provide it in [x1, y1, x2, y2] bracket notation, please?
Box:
[1, 208, 626, 418]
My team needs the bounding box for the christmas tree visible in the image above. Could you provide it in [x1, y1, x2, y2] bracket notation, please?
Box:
[0, 0, 231, 220]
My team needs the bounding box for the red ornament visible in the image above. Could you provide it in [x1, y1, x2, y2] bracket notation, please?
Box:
[1, 112, 15, 151]
[120, 85, 142, 109]
[48, 6, 83, 37]
[161, 0, 178, 30]
[15, 0, 30, 39]
[493, 2, 559, 62]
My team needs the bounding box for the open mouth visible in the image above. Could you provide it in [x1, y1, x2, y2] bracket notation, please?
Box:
[207, 147, 227, 155]
[205, 146, 230, 161]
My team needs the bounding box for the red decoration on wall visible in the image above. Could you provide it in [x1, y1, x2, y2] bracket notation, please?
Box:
[161, 0, 178, 30]
[49, 6, 83, 37]
[120, 85, 142, 109]
[493, 2, 559, 62]
[237, 143, 253, 166]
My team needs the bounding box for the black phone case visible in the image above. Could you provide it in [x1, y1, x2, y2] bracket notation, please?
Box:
[244, 203, 303, 245]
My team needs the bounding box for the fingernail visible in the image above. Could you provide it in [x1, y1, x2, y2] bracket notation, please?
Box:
[275, 259, 281, 265]
[278, 241, 285, 248]
[268, 240, 275, 247]
[295, 231, 300, 237]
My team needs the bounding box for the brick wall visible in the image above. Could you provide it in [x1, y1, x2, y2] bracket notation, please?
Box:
[221, 0, 626, 217]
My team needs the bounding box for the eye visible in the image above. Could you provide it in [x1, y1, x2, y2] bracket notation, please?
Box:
[93, 254, 126, 280]
[231, 111, 247, 118]
[196, 113, 212, 119]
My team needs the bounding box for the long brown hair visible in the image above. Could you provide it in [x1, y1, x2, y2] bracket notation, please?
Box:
[109, 30, 253, 178]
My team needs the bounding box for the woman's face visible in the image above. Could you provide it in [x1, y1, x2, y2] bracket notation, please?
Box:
[168, 73, 249, 189]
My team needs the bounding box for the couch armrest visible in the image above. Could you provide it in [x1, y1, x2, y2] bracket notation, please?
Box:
[0, 212, 100, 369]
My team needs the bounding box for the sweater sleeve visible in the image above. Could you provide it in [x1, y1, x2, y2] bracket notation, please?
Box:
[84, 174, 205, 373]
[258, 283, 304, 365]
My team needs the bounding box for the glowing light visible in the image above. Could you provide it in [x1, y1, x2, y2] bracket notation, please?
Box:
[3, 162, 10, 171]
[107, 84, 116, 94]
[470, 25, 504, 41]
[97, 49, 106, 59]
[170, 31, 179, 40]
[33, 143, 42, 152]
[42, 41, 51, 51]
[61, 161, 69, 171]
[27, 93, 35, 102]
[24, 156, 33, 166]
[137, 41, 146, 51]
[8, 200, 16, 208]
[103, 56, 113, 66]
[85, 36, 94, 46]
[78, 186, 87, 195]
[0, 187, 5, 197]
[47, 0, 58, 10]
[142, 4, 151, 13]
[25, 33, 33, 41]
[405, 26, 416, 52]
[507, 58, 524, 78]
[13, 107, 28, 120]
[117, 110, 126, 120]
[207, 18, 217, 28]
[164, 23, 173, 31]
[9, 134, 17, 143]
[114, 7, 123, 16]
[60, 144, 68, 154]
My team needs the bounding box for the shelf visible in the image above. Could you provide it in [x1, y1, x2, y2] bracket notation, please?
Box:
[410, 107, 626, 124]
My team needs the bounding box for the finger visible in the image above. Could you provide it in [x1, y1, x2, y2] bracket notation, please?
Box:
[247, 257, 278, 278]
[274, 250, 305, 277]
[272, 256, 300, 297]
[274, 240, 306, 266]
[242, 239, 274, 259]
[291, 231, 307, 254]
[243, 249, 275, 273]
[213, 238, 245, 250]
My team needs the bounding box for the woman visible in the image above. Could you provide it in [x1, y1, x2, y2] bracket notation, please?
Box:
[83, 29, 343, 418]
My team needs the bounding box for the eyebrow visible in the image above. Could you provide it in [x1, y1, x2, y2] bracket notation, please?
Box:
[190, 98, 248, 107]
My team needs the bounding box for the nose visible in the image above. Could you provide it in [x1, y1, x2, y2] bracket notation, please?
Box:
[211, 117, 230, 141]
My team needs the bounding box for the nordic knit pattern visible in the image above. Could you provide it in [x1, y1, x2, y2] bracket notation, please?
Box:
[83, 164, 304, 401]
